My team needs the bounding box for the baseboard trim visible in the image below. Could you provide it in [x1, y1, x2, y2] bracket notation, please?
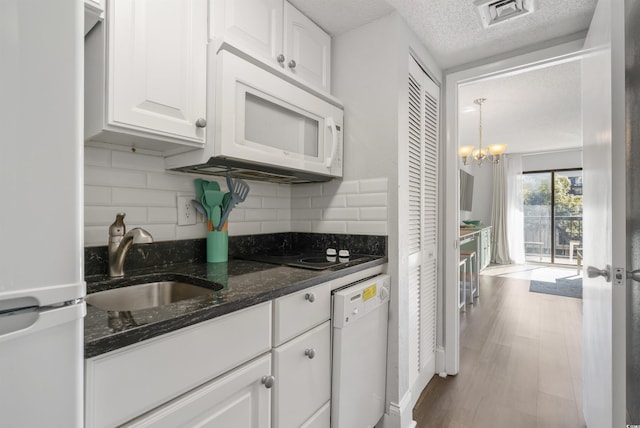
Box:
[435, 345, 447, 375]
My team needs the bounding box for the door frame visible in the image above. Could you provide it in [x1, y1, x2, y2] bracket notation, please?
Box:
[440, 37, 587, 375]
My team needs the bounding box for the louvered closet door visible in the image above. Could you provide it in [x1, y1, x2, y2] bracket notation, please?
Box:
[407, 57, 439, 387]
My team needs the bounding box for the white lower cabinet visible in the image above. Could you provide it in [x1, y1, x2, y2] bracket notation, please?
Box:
[272, 321, 331, 428]
[85, 278, 342, 428]
[85, 302, 272, 428]
[124, 354, 272, 428]
[300, 401, 330, 428]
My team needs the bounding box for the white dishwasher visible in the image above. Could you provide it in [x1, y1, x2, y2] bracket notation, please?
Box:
[331, 274, 390, 428]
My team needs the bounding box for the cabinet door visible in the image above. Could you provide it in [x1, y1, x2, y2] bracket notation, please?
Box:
[212, 0, 283, 62]
[283, 2, 331, 91]
[272, 321, 331, 428]
[109, 0, 207, 143]
[124, 354, 272, 428]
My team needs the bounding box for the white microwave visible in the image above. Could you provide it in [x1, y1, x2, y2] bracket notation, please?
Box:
[166, 49, 343, 183]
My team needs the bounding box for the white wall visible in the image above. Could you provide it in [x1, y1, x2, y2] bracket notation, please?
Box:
[332, 11, 442, 428]
[521, 148, 582, 171]
[84, 145, 388, 246]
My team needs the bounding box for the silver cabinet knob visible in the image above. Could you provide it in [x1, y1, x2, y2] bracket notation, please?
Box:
[587, 265, 611, 282]
[305, 292, 315, 303]
[195, 117, 207, 128]
[304, 348, 316, 359]
[261, 375, 275, 389]
[277, 54, 285, 65]
[288, 59, 297, 69]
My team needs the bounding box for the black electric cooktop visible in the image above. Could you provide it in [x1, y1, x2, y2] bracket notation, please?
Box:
[239, 251, 363, 270]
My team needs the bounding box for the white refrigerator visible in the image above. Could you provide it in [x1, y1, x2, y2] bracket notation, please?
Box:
[0, 0, 85, 426]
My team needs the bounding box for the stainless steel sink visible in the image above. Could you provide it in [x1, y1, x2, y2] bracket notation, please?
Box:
[85, 281, 217, 311]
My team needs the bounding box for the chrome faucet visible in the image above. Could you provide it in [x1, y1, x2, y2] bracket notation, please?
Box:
[108, 213, 153, 277]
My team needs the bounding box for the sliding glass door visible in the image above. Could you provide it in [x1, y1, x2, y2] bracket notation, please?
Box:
[523, 169, 583, 264]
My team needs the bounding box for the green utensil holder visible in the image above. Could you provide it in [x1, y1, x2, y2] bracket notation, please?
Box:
[207, 231, 228, 263]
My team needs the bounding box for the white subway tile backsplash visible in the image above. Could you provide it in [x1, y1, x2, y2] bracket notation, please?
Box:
[359, 178, 388, 193]
[291, 183, 323, 197]
[84, 147, 389, 246]
[85, 147, 111, 167]
[311, 221, 347, 234]
[112, 150, 164, 171]
[245, 208, 278, 222]
[137, 224, 177, 242]
[347, 221, 387, 235]
[261, 221, 291, 234]
[86, 166, 147, 188]
[148, 207, 178, 224]
[237, 196, 262, 209]
[311, 195, 346, 208]
[277, 185, 291, 197]
[85, 206, 147, 226]
[295, 209, 323, 220]
[291, 197, 311, 209]
[147, 172, 200, 192]
[262, 197, 291, 209]
[359, 207, 388, 221]
[176, 223, 208, 240]
[85, 186, 111, 205]
[248, 181, 279, 197]
[85, 226, 109, 247]
[228, 221, 261, 236]
[322, 180, 358, 195]
[346, 193, 387, 207]
[228, 209, 246, 222]
[112, 188, 176, 207]
[277, 209, 292, 220]
[290, 221, 312, 232]
[322, 208, 359, 221]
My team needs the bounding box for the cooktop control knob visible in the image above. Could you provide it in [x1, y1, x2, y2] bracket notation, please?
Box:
[338, 249, 350, 258]
[326, 248, 337, 256]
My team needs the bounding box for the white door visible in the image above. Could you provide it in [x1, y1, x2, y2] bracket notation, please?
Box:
[581, 0, 636, 426]
[110, 0, 207, 143]
[406, 56, 439, 392]
[283, 2, 331, 91]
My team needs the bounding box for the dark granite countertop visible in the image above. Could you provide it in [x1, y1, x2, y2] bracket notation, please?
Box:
[84, 255, 386, 358]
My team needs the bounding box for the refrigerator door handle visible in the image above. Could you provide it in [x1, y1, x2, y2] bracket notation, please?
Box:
[0, 306, 39, 335]
[0, 302, 85, 343]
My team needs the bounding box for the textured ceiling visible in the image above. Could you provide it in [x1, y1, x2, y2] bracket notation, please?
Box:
[289, 0, 587, 154]
[458, 59, 582, 154]
[289, 0, 597, 70]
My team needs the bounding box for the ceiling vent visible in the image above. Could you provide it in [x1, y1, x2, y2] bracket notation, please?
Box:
[474, 0, 535, 29]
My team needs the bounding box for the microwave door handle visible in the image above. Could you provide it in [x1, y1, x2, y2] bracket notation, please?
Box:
[325, 117, 338, 168]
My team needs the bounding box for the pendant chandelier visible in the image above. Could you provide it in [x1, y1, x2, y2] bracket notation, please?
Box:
[459, 98, 507, 166]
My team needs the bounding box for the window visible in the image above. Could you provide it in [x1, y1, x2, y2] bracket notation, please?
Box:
[523, 169, 583, 264]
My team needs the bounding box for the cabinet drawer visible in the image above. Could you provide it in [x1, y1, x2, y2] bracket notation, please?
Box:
[85, 302, 271, 428]
[123, 354, 272, 428]
[273, 281, 330, 346]
[273, 321, 331, 428]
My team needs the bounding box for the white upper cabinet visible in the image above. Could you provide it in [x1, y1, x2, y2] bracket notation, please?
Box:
[283, 3, 331, 92]
[212, 0, 283, 62]
[211, 0, 331, 92]
[85, 0, 208, 153]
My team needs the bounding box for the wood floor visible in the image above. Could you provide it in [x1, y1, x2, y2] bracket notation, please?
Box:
[413, 269, 585, 428]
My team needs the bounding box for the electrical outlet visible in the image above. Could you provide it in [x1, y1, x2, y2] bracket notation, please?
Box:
[177, 195, 197, 226]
